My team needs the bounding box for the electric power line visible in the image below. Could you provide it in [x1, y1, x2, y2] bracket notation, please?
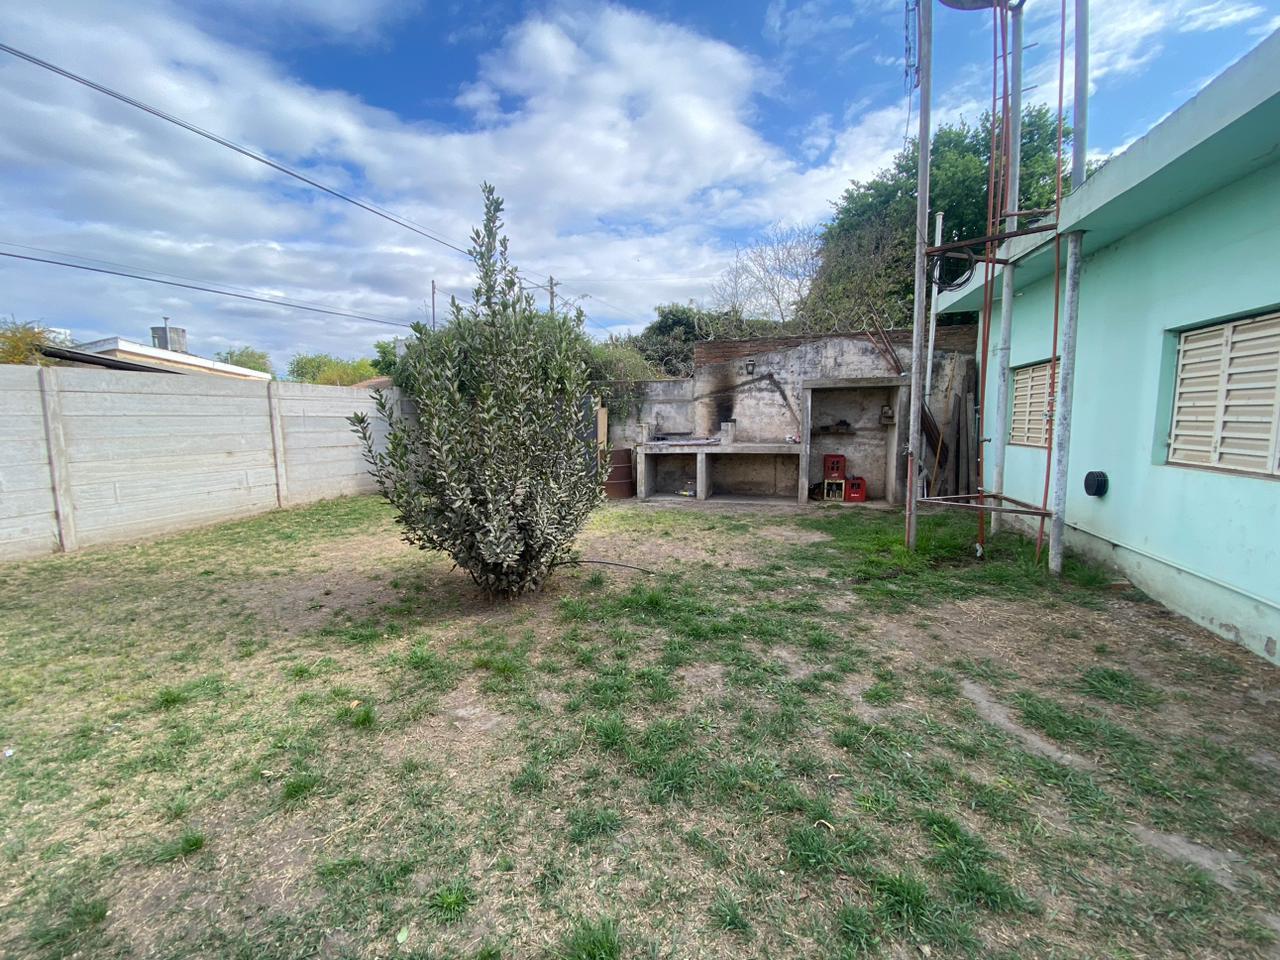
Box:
[0, 251, 414, 327]
[0, 41, 652, 334]
[0, 240, 412, 323]
[0, 43, 472, 260]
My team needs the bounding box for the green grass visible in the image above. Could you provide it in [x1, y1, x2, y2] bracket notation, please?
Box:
[281, 771, 321, 803]
[785, 823, 878, 874]
[146, 829, 206, 864]
[834, 902, 880, 955]
[149, 675, 224, 710]
[335, 700, 377, 729]
[427, 879, 476, 923]
[566, 805, 623, 843]
[2, 495, 1273, 960]
[1076, 666, 1164, 708]
[28, 880, 109, 958]
[553, 917, 621, 960]
[708, 889, 752, 936]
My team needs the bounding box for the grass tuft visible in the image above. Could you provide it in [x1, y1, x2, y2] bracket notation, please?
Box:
[147, 829, 205, 863]
[281, 771, 321, 803]
[785, 822, 877, 874]
[834, 902, 880, 955]
[427, 878, 476, 923]
[336, 701, 377, 729]
[553, 916, 621, 960]
[709, 889, 752, 936]
[29, 879, 109, 956]
[1077, 666, 1164, 708]
[567, 805, 623, 844]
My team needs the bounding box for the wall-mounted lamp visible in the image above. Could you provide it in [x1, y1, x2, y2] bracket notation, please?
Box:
[744, 358, 755, 375]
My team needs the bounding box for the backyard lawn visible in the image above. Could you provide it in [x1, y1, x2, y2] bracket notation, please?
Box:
[2, 496, 1278, 959]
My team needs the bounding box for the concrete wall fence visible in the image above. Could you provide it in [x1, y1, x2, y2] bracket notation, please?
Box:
[1, 365, 391, 560]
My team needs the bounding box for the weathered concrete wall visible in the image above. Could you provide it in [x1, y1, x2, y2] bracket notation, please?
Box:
[709, 454, 799, 497]
[607, 379, 694, 446]
[810, 387, 893, 499]
[0, 366, 391, 560]
[607, 330, 977, 500]
[652, 453, 697, 495]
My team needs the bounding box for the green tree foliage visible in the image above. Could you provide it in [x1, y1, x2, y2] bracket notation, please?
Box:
[287, 352, 379, 386]
[0, 318, 65, 365]
[585, 339, 658, 383]
[628, 302, 769, 378]
[808, 105, 1068, 329]
[214, 345, 273, 376]
[350, 185, 603, 598]
[372, 339, 400, 376]
[585, 338, 661, 419]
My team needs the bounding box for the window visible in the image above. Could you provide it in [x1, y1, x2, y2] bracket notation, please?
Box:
[1168, 312, 1280, 476]
[1009, 360, 1056, 447]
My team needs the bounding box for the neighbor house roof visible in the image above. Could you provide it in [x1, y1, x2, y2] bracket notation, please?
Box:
[937, 28, 1280, 314]
[38, 343, 181, 373]
[73, 337, 273, 380]
[351, 376, 393, 389]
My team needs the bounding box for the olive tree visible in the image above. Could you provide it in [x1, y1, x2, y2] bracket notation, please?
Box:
[350, 185, 603, 598]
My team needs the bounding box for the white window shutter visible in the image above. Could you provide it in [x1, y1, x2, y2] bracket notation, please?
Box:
[1170, 313, 1280, 476]
[1010, 360, 1056, 448]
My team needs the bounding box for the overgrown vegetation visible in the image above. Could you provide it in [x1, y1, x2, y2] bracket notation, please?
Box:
[351, 185, 603, 597]
[0, 317, 68, 365]
[213, 345, 274, 376]
[288, 351, 379, 386]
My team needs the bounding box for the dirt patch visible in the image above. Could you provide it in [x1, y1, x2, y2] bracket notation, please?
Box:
[678, 662, 726, 699]
[104, 811, 321, 956]
[1131, 826, 1251, 891]
[960, 680, 1094, 771]
[1250, 750, 1280, 776]
[838, 677, 892, 720]
[382, 682, 514, 772]
[756, 525, 832, 545]
[574, 528, 752, 576]
[231, 532, 417, 632]
[770, 646, 817, 680]
[1247, 687, 1280, 707]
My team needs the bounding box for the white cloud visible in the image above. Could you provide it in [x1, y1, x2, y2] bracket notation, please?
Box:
[195, 0, 422, 41]
[1178, 1, 1266, 31]
[764, 0, 856, 50]
[1024, 0, 1267, 93]
[0, 0, 1269, 367]
[3, 0, 794, 354]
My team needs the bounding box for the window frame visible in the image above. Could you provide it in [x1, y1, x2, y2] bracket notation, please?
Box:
[1008, 358, 1057, 449]
[1166, 311, 1280, 479]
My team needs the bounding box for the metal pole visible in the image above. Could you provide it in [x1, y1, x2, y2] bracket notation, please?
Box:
[1049, 0, 1088, 574]
[431, 279, 437, 331]
[906, 0, 932, 550]
[990, 1, 1024, 535]
[924, 211, 943, 401]
[549, 275, 556, 319]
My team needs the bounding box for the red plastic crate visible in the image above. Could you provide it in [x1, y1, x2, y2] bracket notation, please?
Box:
[844, 476, 867, 502]
[822, 454, 846, 480]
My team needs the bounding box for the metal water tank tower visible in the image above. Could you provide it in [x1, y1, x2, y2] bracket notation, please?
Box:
[151, 324, 188, 353]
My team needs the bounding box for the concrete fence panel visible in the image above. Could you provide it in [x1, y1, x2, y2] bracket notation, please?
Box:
[0, 366, 61, 559]
[0, 365, 396, 560]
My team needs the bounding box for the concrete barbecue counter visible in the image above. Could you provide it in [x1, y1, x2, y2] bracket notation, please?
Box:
[635, 424, 805, 502]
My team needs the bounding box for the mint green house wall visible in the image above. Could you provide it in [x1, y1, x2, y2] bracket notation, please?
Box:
[982, 159, 1280, 662]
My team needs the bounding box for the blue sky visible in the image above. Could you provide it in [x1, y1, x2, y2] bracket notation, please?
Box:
[2, 0, 1276, 368]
